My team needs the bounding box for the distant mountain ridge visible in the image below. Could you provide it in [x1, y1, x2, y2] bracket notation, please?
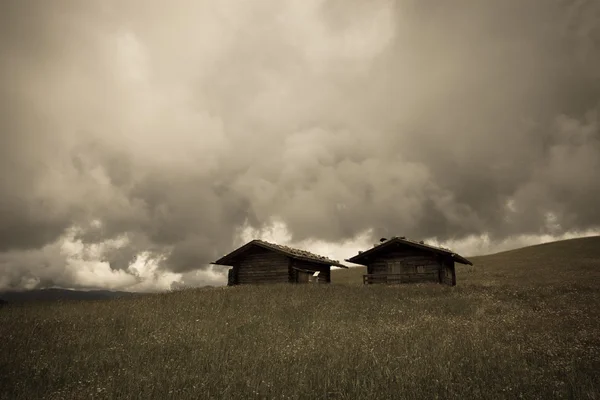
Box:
[0, 288, 141, 304]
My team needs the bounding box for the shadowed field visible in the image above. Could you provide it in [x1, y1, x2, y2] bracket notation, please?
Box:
[1, 237, 599, 399]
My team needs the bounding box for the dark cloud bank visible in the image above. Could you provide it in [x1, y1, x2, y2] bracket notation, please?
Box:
[1, 0, 599, 290]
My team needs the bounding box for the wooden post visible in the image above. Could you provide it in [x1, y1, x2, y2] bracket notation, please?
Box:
[227, 268, 234, 286]
[451, 262, 456, 286]
[288, 259, 295, 283]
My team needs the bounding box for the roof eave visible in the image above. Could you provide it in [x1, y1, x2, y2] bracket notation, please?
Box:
[211, 240, 346, 268]
[256, 243, 344, 267]
[210, 261, 230, 267]
[331, 263, 349, 269]
[344, 239, 396, 264]
[344, 257, 367, 265]
[453, 256, 473, 266]
[346, 237, 473, 266]
[211, 242, 255, 266]
[276, 254, 348, 268]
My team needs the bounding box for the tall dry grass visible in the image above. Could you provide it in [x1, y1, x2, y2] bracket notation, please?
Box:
[1, 279, 599, 399]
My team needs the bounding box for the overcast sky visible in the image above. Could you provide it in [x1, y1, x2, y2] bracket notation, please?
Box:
[1, 0, 599, 291]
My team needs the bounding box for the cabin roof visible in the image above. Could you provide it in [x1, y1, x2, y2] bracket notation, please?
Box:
[211, 239, 348, 268]
[345, 236, 473, 266]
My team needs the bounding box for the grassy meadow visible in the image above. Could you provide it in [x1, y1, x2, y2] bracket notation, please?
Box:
[1, 237, 600, 399]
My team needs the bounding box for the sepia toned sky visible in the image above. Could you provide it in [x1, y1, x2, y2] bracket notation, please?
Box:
[1, 0, 599, 291]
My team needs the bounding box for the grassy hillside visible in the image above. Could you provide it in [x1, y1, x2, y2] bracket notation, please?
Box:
[0, 288, 139, 304]
[1, 237, 600, 399]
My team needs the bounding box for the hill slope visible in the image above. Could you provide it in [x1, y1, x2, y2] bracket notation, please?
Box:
[466, 235, 600, 285]
[0, 288, 140, 304]
[0, 236, 599, 399]
[332, 235, 600, 286]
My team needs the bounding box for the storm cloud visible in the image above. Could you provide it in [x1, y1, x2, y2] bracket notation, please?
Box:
[1, 0, 599, 290]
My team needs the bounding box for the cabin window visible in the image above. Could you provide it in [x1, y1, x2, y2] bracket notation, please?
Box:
[416, 265, 425, 274]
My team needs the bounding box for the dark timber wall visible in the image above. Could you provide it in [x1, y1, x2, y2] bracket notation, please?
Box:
[365, 245, 456, 286]
[233, 246, 290, 285]
[228, 246, 333, 285]
[441, 258, 456, 286]
[290, 259, 331, 283]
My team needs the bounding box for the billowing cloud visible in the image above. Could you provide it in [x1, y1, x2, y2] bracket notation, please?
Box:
[0, 0, 599, 290]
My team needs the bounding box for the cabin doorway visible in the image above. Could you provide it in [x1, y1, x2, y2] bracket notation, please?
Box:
[296, 270, 311, 283]
[387, 260, 403, 284]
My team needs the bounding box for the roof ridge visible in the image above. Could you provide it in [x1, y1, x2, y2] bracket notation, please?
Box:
[254, 239, 342, 264]
[347, 236, 472, 266]
[388, 236, 453, 253]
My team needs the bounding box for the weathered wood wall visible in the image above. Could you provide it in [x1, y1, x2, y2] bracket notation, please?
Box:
[364, 245, 455, 285]
[227, 268, 235, 286]
[228, 247, 334, 285]
[233, 247, 290, 285]
[442, 258, 456, 286]
[290, 260, 331, 283]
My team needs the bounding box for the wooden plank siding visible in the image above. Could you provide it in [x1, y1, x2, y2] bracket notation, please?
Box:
[290, 260, 331, 283]
[442, 258, 456, 286]
[364, 248, 456, 286]
[234, 247, 290, 285]
[349, 237, 469, 286]
[226, 246, 335, 285]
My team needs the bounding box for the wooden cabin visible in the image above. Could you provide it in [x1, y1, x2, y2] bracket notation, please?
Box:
[211, 239, 347, 286]
[345, 236, 473, 286]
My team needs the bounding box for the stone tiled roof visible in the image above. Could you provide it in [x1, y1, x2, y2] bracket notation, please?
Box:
[393, 237, 455, 254]
[212, 239, 347, 268]
[253, 240, 345, 267]
[346, 236, 473, 266]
